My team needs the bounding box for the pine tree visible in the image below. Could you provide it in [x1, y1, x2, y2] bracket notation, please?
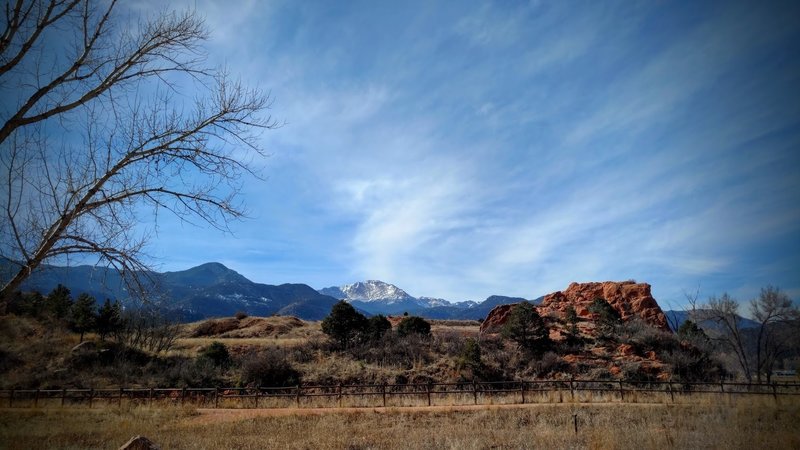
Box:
[70, 293, 97, 342]
[321, 301, 368, 349]
[96, 299, 123, 341]
[501, 302, 551, 356]
[45, 284, 73, 319]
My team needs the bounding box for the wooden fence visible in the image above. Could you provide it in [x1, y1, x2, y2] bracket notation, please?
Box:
[1, 379, 799, 409]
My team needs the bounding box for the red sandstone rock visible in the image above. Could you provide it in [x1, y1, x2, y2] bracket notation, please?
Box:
[617, 344, 636, 356]
[480, 281, 670, 333]
[539, 281, 670, 331]
[478, 304, 515, 334]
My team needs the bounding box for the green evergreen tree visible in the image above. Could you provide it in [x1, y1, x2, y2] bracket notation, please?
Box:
[70, 293, 97, 342]
[321, 301, 368, 349]
[366, 314, 392, 340]
[7, 291, 45, 317]
[565, 305, 579, 335]
[501, 302, 551, 356]
[96, 299, 123, 341]
[588, 298, 621, 339]
[45, 284, 73, 319]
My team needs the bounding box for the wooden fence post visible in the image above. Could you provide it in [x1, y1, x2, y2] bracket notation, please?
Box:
[570, 376, 575, 400]
[34, 389, 40, 408]
[181, 387, 186, 406]
[149, 388, 154, 406]
[9, 389, 13, 407]
[521, 381, 526, 404]
[427, 382, 432, 407]
[572, 414, 578, 434]
[473, 380, 478, 405]
[720, 381, 724, 393]
[772, 383, 778, 403]
[618, 380, 624, 402]
[255, 387, 260, 409]
[382, 383, 387, 408]
[214, 388, 219, 408]
[61, 388, 66, 407]
[338, 384, 342, 408]
[668, 382, 674, 403]
[119, 388, 124, 407]
[89, 388, 93, 408]
[296, 384, 301, 407]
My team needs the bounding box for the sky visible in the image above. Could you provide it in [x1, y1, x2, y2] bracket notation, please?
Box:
[121, 0, 799, 306]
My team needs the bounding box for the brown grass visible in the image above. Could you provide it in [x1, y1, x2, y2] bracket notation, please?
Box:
[170, 316, 325, 358]
[182, 316, 311, 339]
[0, 397, 797, 449]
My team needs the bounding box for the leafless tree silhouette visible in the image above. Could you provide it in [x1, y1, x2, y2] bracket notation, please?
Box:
[0, 0, 277, 301]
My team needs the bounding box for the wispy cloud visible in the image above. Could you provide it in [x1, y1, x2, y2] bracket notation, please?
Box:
[119, 1, 799, 304]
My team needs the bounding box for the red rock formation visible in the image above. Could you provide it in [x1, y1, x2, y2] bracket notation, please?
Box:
[539, 281, 670, 331]
[479, 281, 670, 333]
[477, 304, 515, 334]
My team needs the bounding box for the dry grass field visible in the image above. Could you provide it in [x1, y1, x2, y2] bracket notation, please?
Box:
[0, 396, 798, 449]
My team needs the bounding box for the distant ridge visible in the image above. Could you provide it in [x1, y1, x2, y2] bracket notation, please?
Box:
[1, 260, 339, 321]
[319, 279, 541, 319]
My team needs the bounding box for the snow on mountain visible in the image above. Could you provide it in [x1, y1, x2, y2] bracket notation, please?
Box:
[320, 280, 412, 304]
[417, 296, 451, 308]
[318, 280, 460, 308]
[317, 280, 542, 319]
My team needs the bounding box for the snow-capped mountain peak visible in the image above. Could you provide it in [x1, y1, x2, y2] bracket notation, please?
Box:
[333, 280, 413, 303]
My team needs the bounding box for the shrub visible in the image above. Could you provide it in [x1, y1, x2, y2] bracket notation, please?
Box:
[116, 309, 180, 354]
[240, 348, 301, 387]
[621, 319, 678, 355]
[397, 316, 431, 337]
[533, 351, 566, 377]
[234, 311, 248, 320]
[457, 338, 482, 372]
[354, 331, 432, 369]
[198, 341, 231, 368]
[662, 342, 726, 382]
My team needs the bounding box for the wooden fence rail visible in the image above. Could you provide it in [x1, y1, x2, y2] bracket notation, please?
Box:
[2, 379, 798, 409]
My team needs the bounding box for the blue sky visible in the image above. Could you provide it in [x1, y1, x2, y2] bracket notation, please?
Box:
[130, 0, 799, 306]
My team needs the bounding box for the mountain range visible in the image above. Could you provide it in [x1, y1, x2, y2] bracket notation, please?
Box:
[2, 260, 340, 321]
[3, 260, 752, 328]
[1, 260, 541, 321]
[318, 280, 542, 319]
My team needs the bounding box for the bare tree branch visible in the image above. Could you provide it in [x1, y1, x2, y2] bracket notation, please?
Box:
[0, 1, 277, 303]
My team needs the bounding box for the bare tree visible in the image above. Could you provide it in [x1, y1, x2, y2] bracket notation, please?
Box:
[750, 286, 798, 383]
[697, 293, 752, 381]
[0, 1, 276, 301]
[697, 287, 800, 383]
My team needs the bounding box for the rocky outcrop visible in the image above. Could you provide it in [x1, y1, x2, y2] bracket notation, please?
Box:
[119, 436, 160, 450]
[477, 303, 515, 334]
[539, 281, 669, 331]
[480, 281, 670, 333]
